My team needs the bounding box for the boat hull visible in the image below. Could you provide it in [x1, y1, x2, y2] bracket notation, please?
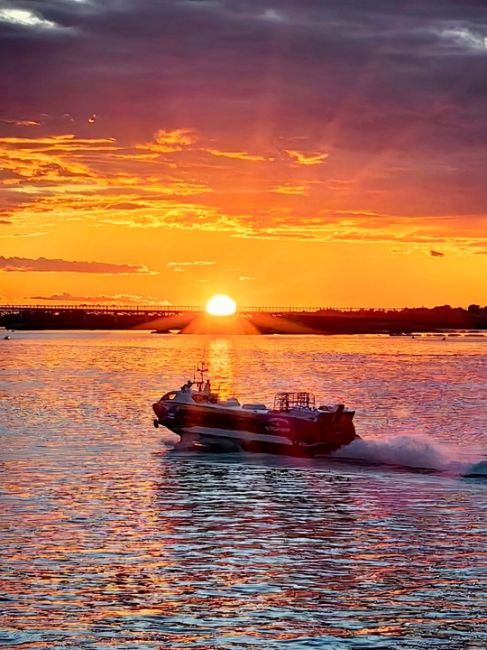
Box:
[153, 401, 358, 457]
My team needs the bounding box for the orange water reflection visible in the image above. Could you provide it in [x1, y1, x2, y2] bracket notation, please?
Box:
[1, 332, 486, 647]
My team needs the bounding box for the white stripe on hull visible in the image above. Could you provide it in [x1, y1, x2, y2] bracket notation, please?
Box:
[182, 426, 294, 446]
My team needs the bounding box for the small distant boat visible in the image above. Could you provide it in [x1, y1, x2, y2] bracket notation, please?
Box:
[3, 335, 10, 340]
[152, 363, 358, 456]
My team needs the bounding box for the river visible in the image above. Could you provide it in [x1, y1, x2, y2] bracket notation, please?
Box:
[1, 332, 486, 648]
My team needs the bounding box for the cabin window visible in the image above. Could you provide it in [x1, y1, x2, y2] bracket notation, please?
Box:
[161, 391, 178, 401]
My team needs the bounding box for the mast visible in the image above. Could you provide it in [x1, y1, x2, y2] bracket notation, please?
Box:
[195, 359, 209, 391]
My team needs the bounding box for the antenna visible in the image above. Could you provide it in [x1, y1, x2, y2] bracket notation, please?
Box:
[196, 359, 209, 379]
[195, 349, 209, 391]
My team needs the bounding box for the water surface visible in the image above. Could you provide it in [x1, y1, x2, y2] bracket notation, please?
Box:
[1, 332, 486, 648]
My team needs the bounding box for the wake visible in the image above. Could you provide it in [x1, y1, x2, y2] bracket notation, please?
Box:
[332, 433, 487, 478]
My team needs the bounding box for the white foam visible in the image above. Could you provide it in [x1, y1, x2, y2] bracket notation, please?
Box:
[463, 460, 487, 478]
[333, 433, 484, 475]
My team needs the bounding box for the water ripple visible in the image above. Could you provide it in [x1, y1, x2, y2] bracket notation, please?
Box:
[1, 332, 486, 648]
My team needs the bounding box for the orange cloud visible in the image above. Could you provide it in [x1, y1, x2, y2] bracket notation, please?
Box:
[0, 135, 115, 146]
[206, 149, 268, 162]
[168, 260, 215, 267]
[271, 184, 308, 195]
[0, 134, 115, 188]
[138, 128, 196, 153]
[0, 134, 213, 210]
[285, 150, 328, 166]
[1, 131, 486, 261]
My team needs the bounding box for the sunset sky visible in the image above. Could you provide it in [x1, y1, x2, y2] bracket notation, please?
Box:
[1, 0, 486, 307]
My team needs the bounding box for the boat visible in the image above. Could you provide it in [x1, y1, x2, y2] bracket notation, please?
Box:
[152, 363, 358, 456]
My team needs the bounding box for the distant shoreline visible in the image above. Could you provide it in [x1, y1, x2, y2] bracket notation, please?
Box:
[1, 304, 485, 334]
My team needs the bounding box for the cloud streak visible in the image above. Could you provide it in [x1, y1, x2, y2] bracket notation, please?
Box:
[29, 292, 169, 304]
[206, 149, 268, 162]
[168, 261, 215, 267]
[0, 256, 153, 274]
[285, 151, 328, 166]
[0, 119, 40, 127]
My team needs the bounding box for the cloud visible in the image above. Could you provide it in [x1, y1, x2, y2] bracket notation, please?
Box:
[285, 150, 328, 166]
[206, 149, 268, 162]
[0, 8, 57, 30]
[168, 260, 216, 272]
[0, 220, 12, 225]
[0, 134, 115, 188]
[28, 292, 169, 304]
[0, 231, 47, 239]
[1, 0, 487, 260]
[0, 119, 40, 127]
[167, 260, 215, 267]
[440, 27, 487, 52]
[139, 129, 196, 154]
[0, 256, 153, 274]
[430, 250, 445, 257]
[271, 184, 308, 195]
[0, 132, 210, 201]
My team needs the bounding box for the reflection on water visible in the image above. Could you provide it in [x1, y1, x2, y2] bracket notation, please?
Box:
[0, 332, 486, 648]
[207, 338, 234, 399]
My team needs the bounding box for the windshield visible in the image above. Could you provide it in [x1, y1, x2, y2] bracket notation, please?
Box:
[161, 391, 178, 401]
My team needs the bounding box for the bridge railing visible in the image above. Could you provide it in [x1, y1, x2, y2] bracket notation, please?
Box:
[0, 304, 201, 312]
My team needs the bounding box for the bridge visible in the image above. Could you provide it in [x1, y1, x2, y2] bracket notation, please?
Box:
[0, 303, 394, 316]
[1, 303, 446, 335]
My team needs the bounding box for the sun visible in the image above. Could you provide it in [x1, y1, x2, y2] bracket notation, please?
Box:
[206, 294, 237, 317]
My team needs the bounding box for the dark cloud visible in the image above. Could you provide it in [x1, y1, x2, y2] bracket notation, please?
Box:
[1, 0, 486, 226]
[0, 256, 153, 273]
[430, 250, 445, 257]
[2, 1, 486, 139]
[29, 292, 168, 303]
[0, 220, 12, 224]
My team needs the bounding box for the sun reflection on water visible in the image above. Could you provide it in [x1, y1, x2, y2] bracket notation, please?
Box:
[207, 337, 235, 398]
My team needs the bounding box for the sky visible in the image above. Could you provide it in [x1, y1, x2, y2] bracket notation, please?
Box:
[1, 0, 486, 308]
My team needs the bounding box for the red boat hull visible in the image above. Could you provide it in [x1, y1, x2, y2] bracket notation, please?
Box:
[153, 401, 358, 456]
